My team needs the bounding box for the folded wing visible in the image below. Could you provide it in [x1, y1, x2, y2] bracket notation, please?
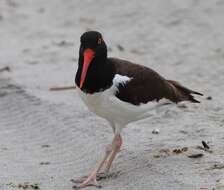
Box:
[109, 58, 203, 105]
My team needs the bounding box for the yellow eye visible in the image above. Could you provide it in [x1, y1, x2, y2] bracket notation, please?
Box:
[97, 38, 102, 44]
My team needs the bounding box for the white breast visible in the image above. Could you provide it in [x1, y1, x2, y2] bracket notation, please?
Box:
[77, 74, 173, 133]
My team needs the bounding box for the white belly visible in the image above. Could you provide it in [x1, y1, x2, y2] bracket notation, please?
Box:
[77, 87, 143, 125]
[77, 75, 172, 132]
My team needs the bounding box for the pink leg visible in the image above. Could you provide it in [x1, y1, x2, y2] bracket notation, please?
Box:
[104, 134, 122, 173]
[72, 144, 113, 189]
[72, 135, 122, 189]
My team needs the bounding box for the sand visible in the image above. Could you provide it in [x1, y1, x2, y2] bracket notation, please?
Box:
[0, 0, 224, 189]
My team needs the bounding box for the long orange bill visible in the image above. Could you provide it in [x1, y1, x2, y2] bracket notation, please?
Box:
[80, 48, 95, 88]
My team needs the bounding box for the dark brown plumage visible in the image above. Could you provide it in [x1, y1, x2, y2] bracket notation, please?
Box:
[109, 58, 203, 105]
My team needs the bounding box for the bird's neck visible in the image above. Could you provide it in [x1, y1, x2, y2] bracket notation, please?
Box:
[75, 56, 115, 94]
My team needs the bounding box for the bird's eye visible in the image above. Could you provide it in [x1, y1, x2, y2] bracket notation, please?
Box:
[97, 38, 102, 44]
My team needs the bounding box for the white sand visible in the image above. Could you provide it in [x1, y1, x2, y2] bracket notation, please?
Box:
[0, 0, 224, 189]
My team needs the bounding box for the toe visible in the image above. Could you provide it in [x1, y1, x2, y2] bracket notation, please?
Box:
[71, 176, 88, 184]
[72, 182, 102, 189]
[96, 172, 109, 180]
[72, 185, 81, 190]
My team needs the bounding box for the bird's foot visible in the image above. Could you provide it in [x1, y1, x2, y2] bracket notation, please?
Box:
[71, 174, 102, 189]
[96, 172, 110, 180]
[71, 172, 114, 189]
[71, 176, 88, 184]
[71, 172, 108, 183]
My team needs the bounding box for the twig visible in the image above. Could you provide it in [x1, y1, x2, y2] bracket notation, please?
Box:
[49, 86, 76, 91]
[0, 66, 10, 72]
[202, 141, 210, 149]
[188, 153, 204, 158]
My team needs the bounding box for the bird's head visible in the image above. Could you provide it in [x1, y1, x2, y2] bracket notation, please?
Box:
[78, 31, 107, 89]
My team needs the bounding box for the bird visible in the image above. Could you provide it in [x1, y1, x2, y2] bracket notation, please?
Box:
[73, 31, 203, 189]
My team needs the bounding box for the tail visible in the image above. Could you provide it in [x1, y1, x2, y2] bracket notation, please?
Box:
[167, 80, 203, 103]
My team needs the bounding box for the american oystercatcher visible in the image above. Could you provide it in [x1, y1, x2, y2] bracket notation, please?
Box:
[73, 31, 202, 188]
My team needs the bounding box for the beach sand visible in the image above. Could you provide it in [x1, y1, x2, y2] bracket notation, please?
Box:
[0, 0, 224, 189]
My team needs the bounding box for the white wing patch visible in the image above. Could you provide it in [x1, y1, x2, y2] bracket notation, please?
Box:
[111, 74, 132, 94]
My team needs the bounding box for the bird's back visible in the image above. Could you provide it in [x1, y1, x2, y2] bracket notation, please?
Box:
[108, 58, 202, 105]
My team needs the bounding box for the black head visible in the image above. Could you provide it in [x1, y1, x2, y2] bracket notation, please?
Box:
[79, 31, 107, 63]
[75, 31, 114, 93]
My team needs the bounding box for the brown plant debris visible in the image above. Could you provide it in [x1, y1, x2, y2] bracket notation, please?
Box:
[0, 66, 11, 72]
[188, 153, 204, 158]
[49, 86, 76, 91]
[6, 182, 40, 190]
